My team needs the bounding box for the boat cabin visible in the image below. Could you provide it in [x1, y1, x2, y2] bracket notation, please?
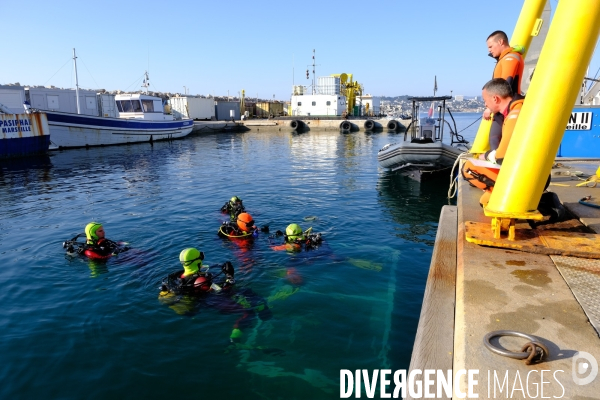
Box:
[115, 93, 172, 121]
[407, 96, 454, 144]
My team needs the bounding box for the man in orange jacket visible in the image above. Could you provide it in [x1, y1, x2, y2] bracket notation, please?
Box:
[464, 78, 557, 215]
[483, 30, 525, 150]
[463, 78, 523, 206]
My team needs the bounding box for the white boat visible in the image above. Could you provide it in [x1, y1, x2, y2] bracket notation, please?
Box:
[46, 92, 193, 148]
[37, 49, 193, 149]
[377, 95, 470, 180]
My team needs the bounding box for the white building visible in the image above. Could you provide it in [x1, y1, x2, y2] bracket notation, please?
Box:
[290, 93, 346, 116]
[169, 96, 215, 120]
[27, 86, 99, 116]
[454, 95, 464, 101]
[357, 94, 380, 116]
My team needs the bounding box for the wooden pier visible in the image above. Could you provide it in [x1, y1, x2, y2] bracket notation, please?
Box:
[408, 159, 600, 398]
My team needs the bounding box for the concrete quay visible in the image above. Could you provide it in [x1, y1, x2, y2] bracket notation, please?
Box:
[191, 120, 242, 133]
[408, 159, 600, 399]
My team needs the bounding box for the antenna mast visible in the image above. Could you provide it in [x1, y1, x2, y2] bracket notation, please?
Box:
[73, 48, 81, 114]
[305, 49, 317, 95]
[312, 49, 316, 95]
[142, 71, 150, 94]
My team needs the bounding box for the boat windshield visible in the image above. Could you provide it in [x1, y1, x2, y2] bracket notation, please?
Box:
[132, 100, 142, 112]
[142, 100, 154, 112]
[117, 100, 132, 112]
[116, 100, 143, 113]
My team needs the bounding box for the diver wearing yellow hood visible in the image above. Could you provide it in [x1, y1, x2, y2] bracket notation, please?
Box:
[81, 222, 120, 259]
[168, 247, 235, 292]
[220, 196, 245, 220]
[179, 248, 205, 277]
[63, 222, 129, 260]
[270, 223, 322, 252]
[85, 222, 105, 245]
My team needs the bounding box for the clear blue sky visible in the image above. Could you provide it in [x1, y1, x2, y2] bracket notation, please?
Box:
[2, 0, 598, 100]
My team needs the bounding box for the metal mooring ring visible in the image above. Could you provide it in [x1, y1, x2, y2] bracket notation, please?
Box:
[483, 330, 550, 365]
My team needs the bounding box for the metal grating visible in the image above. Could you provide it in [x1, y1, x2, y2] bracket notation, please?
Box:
[551, 255, 600, 336]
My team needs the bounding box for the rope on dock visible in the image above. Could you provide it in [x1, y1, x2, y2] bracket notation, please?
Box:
[447, 152, 471, 199]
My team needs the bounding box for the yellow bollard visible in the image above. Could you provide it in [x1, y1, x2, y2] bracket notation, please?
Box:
[485, 0, 600, 216]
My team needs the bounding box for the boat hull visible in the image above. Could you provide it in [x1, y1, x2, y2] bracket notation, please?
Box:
[0, 113, 50, 158]
[46, 112, 194, 148]
[377, 140, 465, 169]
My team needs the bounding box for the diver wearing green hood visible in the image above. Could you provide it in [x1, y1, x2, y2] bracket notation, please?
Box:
[63, 222, 128, 260]
[160, 247, 235, 292]
[220, 196, 245, 220]
[85, 222, 105, 245]
[160, 248, 280, 354]
[270, 223, 322, 252]
[179, 248, 206, 277]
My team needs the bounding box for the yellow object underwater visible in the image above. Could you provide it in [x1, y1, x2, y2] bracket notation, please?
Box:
[347, 258, 383, 272]
[267, 285, 300, 305]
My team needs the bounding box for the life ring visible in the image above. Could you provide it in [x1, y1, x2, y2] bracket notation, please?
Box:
[218, 225, 256, 239]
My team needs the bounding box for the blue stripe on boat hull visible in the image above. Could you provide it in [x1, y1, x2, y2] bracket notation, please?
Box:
[45, 112, 193, 148]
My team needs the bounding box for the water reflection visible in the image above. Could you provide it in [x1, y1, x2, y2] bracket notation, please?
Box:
[376, 170, 451, 245]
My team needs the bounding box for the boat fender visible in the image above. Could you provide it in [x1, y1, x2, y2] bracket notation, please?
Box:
[340, 121, 352, 131]
[290, 120, 304, 130]
[387, 120, 400, 131]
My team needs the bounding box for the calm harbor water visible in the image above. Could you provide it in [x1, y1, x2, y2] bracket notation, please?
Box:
[0, 114, 480, 399]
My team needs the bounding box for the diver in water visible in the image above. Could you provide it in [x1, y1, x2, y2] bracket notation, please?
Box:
[63, 222, 129, 259]
[220, 196, 245, 220]
[218, 212, 269, 239]
[159, 248, 281, 354]
[160, 247, 236, 294]
[270, 223, 323, 252]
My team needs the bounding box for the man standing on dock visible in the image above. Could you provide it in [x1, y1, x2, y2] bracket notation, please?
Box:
[483, 30, 525, 150]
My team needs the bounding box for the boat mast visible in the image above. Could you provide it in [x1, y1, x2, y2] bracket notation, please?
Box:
[142, 71, 150, 94]
[73, 48, 81, 114]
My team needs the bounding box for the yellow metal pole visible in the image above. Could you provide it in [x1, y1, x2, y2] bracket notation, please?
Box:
[485, 0, 600, 215]
[510, 0, 548, 57]
[470, 0, 547, 154]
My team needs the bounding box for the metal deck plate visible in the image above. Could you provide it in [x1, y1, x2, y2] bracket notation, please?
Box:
[551, 256, 600, 336]
[464, 221, 600, 258]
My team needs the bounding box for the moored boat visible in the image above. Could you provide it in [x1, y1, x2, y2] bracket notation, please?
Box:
[377, 95, 470, 180]
[46, 92, 193, 148]
[0, 86, 50, 158]
[31, 50, 193, 149]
